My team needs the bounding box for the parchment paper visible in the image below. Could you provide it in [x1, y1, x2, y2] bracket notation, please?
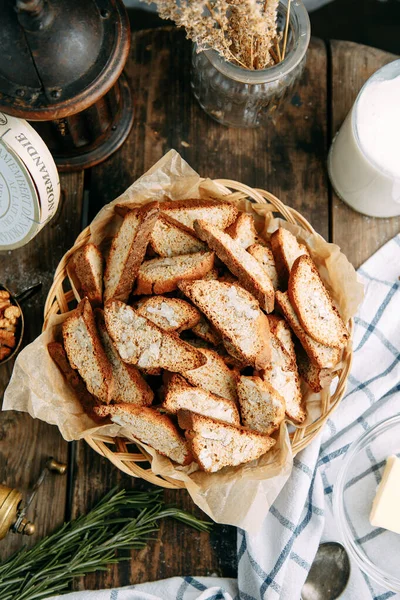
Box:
[3, 150, 364, 532]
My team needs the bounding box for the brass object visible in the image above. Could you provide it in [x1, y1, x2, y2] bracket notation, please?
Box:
[0, 457, 67, 541]
[0, 487, 26, 540]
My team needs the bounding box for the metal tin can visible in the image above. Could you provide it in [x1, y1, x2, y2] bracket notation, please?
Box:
[0, 112, 60, 250]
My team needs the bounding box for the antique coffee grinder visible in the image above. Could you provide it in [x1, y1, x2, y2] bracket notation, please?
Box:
[0, 0, 133, 170]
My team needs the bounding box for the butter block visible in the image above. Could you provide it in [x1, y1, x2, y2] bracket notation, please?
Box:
[370, 455, 400, 534]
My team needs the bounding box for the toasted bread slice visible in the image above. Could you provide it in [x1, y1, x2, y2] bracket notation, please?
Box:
[267, 331, 294, 369]
[237, 375, 286, 435]
[194, 220, 274, 312]
[178, 279, 271, 370]
[163, 373, 240, 425]
[47, 342, 104, 422]
[181, 347, 238, 402]
[104, 202, 159, 302]
[62, 298, 113, 403]
[191, 315, 222, 346]
[134, 251, 215, 295]
[226, 213, 259, 249]
[248, 244, 279, 291]
[296, 344, 337, 393]
[178, 411, 275, 472]
[70, 243, 103, 307]
[136, 296, 201, 332]
[150, 213, 206, 257]
[95, 404, 192, 465]
[218, 270, 238, 284]
[161, 198, 238, 232]
[267, 314, 296, 364]
[203, 267, 219, 280]
[96, 311, 153, 406]
[289, 255, 349, 349]
[275, 291, 341, 369]
[213, 344, 247, 370]
[104, 300, 206, 373]
[260, 333, 305, 424]
[270, 227, 310, 287]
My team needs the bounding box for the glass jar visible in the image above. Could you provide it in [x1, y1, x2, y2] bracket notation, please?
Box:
[328, 59, 400, 218]
[191, 1, 310, 128]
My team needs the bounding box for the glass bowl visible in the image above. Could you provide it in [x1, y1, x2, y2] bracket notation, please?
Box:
[333, 415, 400, 592]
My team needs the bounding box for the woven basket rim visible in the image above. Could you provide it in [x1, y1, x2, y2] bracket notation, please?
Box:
[44, 177, 352, 489]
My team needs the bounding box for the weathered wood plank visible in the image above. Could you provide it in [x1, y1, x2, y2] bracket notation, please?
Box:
[330, 41, 400, 267]
[74, 28, 329, 590]
[0, 171, 84, 559]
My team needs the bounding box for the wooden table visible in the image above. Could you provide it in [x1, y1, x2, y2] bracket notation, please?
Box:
[1, 28, 399, 591]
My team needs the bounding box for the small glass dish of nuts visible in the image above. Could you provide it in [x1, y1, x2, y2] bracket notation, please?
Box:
[0, 283, 42, 365]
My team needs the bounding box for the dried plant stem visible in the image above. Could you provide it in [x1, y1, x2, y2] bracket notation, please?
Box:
[282, 0, 291, 60]
[275, 39, 282, 62]
[205, 1, 251, 70]
[269, 47, 279, 64]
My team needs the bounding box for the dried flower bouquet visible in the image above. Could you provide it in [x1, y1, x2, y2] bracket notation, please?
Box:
[141, 0, 292, 70]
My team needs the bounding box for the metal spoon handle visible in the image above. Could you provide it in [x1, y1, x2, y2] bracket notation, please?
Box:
[15, 282, 42, 304]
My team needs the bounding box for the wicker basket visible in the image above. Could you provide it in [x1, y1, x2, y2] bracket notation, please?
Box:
[44, 179, 353, 490]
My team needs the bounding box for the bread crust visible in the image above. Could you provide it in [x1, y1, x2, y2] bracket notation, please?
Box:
[237, 375, 286, 435]
[296, 343, 337, 393]
[260, 333, 306, 424]
[70, 243, 103, 307]
[95, 403, 193, 465]
[62, 298, 114, 403]
[160, 198, 238, 231]
[267, 314, 296, 365]
[178, 279, 271, 370]
[178, 411, 275, 473]
[150, 213, 206, 257]
[191, 315, 222, 346]
[182, 347, 238, 402]
[162, 373, 240, 425]
[96, 309, 154, 406]
[225, 212, 259, 249]
[104, 201, 159, 302]
[48, 341, 105, 423]
[194, 219, 275, 312]
[136, 296, 201, 332]
[288, 255, 349, 349]
[275, 291, 341, 369]
[104, 300, 207, 373]
[270, 228, 309, 288]
[248, 243, 279, 291]
[134, 251, 215, 295]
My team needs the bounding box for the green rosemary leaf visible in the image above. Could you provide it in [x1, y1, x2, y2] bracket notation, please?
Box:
[0, 489, 211, 600]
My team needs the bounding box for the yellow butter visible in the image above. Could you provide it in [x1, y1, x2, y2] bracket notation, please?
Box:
[370, 455, 400, 534]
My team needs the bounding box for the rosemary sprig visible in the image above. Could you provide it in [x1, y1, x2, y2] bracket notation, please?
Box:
[0, 488, 211, 600]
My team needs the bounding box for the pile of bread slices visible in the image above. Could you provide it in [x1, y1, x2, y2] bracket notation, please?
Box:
[48, 198, 348, 473]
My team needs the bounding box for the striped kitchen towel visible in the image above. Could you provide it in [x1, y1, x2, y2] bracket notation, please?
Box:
[49, 234, 400, 600]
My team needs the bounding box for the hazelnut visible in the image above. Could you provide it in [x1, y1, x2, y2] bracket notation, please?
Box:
[0, 330, 16, 348]
[0, 299, 11, 312]
[4, 306, 21, 321]
[0, 346, 12, 361]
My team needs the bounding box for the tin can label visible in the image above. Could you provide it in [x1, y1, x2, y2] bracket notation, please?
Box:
[0, 112, 60, 250]
[0, 141, 40, 250]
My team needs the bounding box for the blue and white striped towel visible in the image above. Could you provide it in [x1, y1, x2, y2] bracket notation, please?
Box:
[49, 234, 400, 600]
